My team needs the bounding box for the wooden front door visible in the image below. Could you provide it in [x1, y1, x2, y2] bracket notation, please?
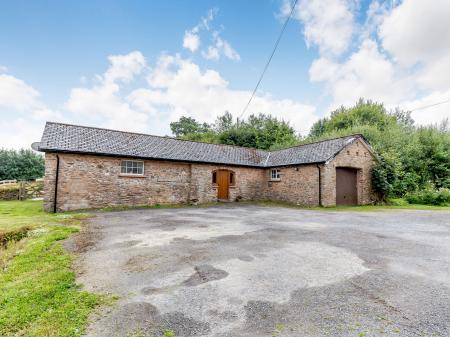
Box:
[336, 167, 358, 205]
[217, 170, 229, 200]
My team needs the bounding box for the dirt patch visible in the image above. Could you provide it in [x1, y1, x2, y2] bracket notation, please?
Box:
[65, 220, 102, 254]
[126, 253, 163, 272]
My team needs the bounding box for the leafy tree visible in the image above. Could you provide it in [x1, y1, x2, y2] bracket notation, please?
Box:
[309, 99, 398, 137]
[214, 111, 233, 133]
[172, 112, 299, 150]
[0, 149, 44, 181]
[170, 101, 450, 202]
[306, 99, 450, 199]
[371, 155, 394, 200]
[170, 116, 211, 137]
[219, 113, 298, 150]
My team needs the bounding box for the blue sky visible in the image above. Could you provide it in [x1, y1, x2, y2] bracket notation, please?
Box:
[1, 0, 449, 149]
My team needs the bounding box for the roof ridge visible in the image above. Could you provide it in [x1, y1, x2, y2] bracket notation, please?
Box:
[41, 122, 368, 167]
[269, 134, 362, 153]
[45, 121, 268, 153]
[45, 121, 363, 154]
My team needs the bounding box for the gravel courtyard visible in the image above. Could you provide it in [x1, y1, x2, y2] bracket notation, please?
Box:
[73, 205, 450, 337]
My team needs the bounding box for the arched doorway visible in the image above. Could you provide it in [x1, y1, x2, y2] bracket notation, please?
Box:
[336, 167, 358, 205]
[212, 169, 235, 201]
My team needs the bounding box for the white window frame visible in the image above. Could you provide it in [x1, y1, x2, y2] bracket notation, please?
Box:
[120, 160, 144, 176]
[270, 168, 281, 181]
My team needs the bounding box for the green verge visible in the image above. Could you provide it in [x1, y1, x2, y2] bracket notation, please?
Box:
[0, 200, 104, 337]
[252, 200, 450, 212]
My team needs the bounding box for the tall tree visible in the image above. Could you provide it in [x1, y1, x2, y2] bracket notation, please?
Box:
[171, 112, 300, 150]
[170, 116, 211, 137]
[214, 111, 233, 133]
[306, 99, 450, 198]
[0, 149, 45, 181]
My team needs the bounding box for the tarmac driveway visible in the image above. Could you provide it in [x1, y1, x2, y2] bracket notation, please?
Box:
[74, 205, 450, 337]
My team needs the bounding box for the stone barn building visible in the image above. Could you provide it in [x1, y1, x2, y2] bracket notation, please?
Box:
[33, 122, 377, 212]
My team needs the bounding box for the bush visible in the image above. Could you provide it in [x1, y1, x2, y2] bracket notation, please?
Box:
[385, 198, 409, 206]
[0, 226, 30, 248]
[0, 185, 20, 200]
[405, 186, 450, 206]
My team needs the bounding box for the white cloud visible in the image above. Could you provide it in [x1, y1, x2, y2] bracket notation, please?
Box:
[32, 108, 63, 121]
[63, 51, 315, 138]
[65, 51, 149, 132]
[104, 51, 147, 84]
[283, 0, 356, 56]
[0, 65, 8, 73]
[379, 0, 450, 66]
[183, 31, 201, 52]
[310, 39, 414, 107]
[363, 1, 389, 39]
[378, 0, 450, 93]
[182, 8, 217, 53]
[0, 118, 46, 150]
[416, 55, 450, 92]
[305, 0, 450, 125]
[182, 9, 240, 61]
[128, 54, 316, 134]
[202, 32, 240, 61]
[400, 90, 450, 127]
[0, 74, 62, 149]
[0, 74, 41, 111]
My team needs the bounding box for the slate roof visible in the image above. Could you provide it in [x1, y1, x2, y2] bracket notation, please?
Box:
[35, 122, 366, 167]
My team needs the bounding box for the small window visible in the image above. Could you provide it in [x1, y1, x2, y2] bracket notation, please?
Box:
[212, 171, 217, 184]
[270, 169, 281, 181]
[230, 172, 235, 185]
[120, 160, 144, 175]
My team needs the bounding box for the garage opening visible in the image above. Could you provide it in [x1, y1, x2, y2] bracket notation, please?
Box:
[336, 167, 358, 205]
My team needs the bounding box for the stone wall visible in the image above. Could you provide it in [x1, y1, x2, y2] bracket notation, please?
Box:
[321, 138, 376, 206]
[43, 138, 376, 211]
[264, 164, 321, 206]
[44, 153, 266, 212]
[189, 164, 266, 203]
[43, 153, 57, 211]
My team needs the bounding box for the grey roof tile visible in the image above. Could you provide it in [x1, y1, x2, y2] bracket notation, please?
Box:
[37, 122, 363, 167]
[267, 135, 358, 166]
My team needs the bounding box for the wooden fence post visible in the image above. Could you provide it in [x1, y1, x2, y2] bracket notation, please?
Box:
[19, 181, 25, 201]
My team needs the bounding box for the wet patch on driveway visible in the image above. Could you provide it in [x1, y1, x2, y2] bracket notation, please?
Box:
[74, 205, 450, 337]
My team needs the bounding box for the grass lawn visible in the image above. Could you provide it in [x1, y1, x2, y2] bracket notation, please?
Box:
[0, 200, 104, 337]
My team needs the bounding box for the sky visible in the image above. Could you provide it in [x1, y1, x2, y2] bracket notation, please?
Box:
[1, 0, 450, 149]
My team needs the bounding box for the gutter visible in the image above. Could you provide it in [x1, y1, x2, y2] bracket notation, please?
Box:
[53, 155, 60, 213]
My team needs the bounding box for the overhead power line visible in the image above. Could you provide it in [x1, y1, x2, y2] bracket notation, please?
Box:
[409, 98, 450, 112]
[239, 0, 299, 120]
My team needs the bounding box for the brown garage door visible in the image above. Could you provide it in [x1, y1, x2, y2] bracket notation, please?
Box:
[336, 167, 358, 205]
